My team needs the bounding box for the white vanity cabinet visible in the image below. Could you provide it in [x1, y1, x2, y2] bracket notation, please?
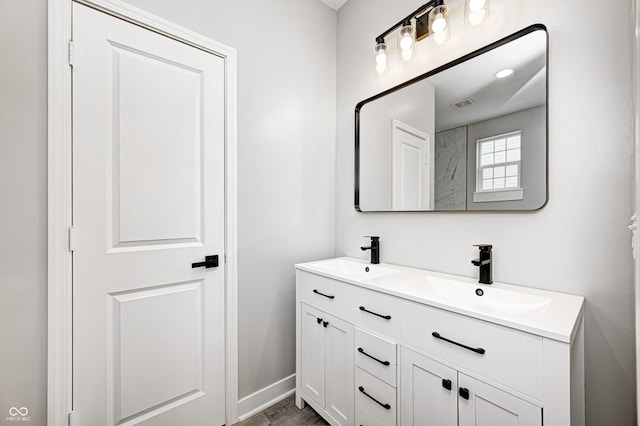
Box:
[400, 347, 542, 426]
[300, 303, 354, 426]
[295, 258, 585, 426]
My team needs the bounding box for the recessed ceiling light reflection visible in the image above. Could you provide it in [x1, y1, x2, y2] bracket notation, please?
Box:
[495, 69, 514, 79]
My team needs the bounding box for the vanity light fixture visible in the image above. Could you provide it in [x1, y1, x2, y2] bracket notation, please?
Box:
[398, 19, 416, 61]
[373, 0, 491, 75]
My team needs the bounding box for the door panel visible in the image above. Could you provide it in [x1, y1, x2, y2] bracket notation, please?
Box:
[458, 373, 542, 426]
[113, 44, 204, 247]
[72, 3, 226, 425]
[400, 347, 457, 426]
[325, 315, 354, 425]
[301, 304, 327, 408]
[111, 281, 204, 422]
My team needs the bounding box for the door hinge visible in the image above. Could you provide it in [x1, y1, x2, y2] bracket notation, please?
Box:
[630, 214, 637, 260]
[68, 226, 77, 252]
[68, 40, 75, 67]
[68, 411, 76, 426]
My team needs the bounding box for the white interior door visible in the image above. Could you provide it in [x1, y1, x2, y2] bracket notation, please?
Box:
[392, 119, 434, 210]
[72, 3, 226, 425]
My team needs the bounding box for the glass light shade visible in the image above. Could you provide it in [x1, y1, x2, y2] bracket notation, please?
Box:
[374, 42, 388, 75]
[429, 4, 450, 45]
[397, 23, 416, 61]
[465, 0, 490, 25]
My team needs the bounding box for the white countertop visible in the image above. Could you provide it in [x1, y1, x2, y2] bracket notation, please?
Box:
[295, 257, 584, 343]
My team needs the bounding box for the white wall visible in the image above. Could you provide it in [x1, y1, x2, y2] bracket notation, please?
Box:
[0, 1, 48, 424]
[336, 0, 635, 424]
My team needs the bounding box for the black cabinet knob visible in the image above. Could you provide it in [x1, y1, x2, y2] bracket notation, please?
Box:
[459, 387, 470, 400]
[442, 379, 452, 391]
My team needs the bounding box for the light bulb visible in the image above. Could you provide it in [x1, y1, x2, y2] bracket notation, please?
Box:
[432, 13, 447, 33]
[400, 34, 414, 50]
[465, 0, 489, 25]
[397, 22, 415, 62]
[401, 49, 413, 61]
[432, 31, 449, 45]
[468, 0, 486, 12]
[374, 41, 388, 75]
[429, 4, 450, 45]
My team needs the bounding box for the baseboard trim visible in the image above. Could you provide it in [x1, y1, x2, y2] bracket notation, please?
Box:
[237, 374, 296, 421]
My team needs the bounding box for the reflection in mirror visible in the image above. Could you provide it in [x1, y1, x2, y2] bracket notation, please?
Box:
[356, 25, 548, 212]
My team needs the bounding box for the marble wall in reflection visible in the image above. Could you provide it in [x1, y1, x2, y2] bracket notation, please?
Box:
[435, 126, 467, 210]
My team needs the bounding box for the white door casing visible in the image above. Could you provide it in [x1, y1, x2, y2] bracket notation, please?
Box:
[392, 119, 434, 210]
[47, 1, 238, 425]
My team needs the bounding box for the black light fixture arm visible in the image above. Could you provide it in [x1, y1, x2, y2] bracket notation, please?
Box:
[375, 0, 439, 43]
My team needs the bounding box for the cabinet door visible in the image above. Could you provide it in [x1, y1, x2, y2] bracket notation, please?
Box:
[400, 347, 457, 426]
[325, 314, 355, 426]
[301, 303, 327, 408]
[458, 373, 542, 426]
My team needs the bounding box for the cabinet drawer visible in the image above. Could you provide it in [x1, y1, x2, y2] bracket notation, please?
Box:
[353, 287, 399, 339]
[298, 270, 354, 322]
[355, 367, 396, 426]
[355, 328, 397, 387]
[399, 299, 543, 399]
[356, 405, 388, 426]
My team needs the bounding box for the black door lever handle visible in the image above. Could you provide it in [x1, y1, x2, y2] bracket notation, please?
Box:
[192, 255, 219, 268]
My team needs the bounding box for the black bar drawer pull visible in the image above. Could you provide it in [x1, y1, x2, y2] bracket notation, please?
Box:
[431, 332, 485, 355]
[357, 347, 390, 366]
[442, 379, 452, 391]
[358, 386, 391, 410]
[459, 387, 470, 400]
[313, 289, 335, 299]
[359, 306, 391, 320]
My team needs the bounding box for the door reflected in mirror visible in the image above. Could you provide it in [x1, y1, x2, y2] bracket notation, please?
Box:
[355, 25, 548, 212]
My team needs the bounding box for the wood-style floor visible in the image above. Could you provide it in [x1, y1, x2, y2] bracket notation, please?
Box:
[233, 395, 329, 426]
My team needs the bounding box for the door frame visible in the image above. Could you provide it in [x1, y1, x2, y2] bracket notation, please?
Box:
[47, 1, 239, 425]
[391, 119, 435, 210]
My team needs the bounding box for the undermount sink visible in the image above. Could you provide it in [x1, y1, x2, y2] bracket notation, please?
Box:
[308, 258, 399, 280]
[397, 276, 552, 315]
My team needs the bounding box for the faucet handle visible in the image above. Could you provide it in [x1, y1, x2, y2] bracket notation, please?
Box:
[473, 244, 492, 251]
[364, 236, 380, 240]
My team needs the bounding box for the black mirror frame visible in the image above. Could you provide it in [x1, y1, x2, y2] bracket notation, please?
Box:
[354, 23, 549, 213]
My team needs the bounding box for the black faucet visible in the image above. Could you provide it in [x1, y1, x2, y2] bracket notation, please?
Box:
[361, 236, 380, 264]
[471, 244, 492, 284]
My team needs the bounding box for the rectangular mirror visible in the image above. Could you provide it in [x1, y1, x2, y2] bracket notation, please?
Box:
[355, 24, 548, 212]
